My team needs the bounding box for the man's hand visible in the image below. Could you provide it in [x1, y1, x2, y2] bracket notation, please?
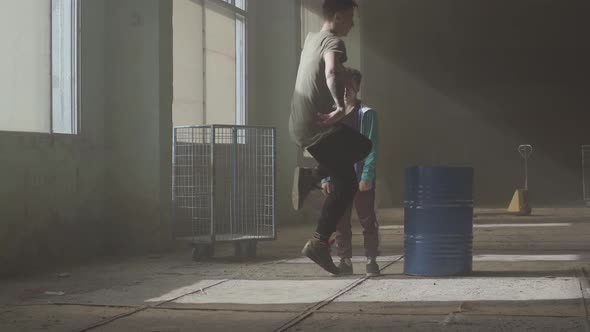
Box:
[359, 180, 373, 192]
[321, 182, 334, 196]
[317, 108, 345, 126]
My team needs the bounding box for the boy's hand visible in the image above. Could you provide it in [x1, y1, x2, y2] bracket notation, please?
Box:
[321, 182, 334, 196]
[359, 180, 373, 192]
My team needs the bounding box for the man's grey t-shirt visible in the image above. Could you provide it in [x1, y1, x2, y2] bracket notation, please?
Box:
[289, 30, 348, 148]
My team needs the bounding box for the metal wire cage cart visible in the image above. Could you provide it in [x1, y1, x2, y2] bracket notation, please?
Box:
[173, 125, 277, 260]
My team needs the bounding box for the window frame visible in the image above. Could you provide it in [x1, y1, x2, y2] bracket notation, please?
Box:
[50, 0, 81, 136]
[235, 12, 246, 126]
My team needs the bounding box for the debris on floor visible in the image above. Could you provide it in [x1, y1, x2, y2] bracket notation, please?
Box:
[439, 312, 465, 326]
[43, 291, 66, 296]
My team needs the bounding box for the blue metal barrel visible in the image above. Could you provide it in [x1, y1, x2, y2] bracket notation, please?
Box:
[404, 166, 474, 276]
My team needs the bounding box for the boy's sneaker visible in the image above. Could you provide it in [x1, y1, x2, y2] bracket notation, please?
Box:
[366, 258, 380, 277]
[301, 239, 339, 275]
[292, 167, 319, 210]
[338, 257, 353, 275]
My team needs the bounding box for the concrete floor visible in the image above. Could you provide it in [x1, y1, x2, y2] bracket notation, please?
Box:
[2, 207, 590, 332]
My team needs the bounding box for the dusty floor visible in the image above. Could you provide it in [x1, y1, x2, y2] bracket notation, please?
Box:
[2, 207, 590, 332]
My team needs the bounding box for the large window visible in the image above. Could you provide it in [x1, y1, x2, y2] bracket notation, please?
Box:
[173, 0, 247, 127]
[0, 0, 78, 134]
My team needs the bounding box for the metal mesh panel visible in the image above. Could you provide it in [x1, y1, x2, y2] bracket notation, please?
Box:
[173, 125, 276, 243]
[173, 127, 213, 242]
[583, 145, 590, 203]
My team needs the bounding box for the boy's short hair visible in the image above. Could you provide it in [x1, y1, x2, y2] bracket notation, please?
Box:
[348, 68, 362, 86]
[323, 0, 358, 19]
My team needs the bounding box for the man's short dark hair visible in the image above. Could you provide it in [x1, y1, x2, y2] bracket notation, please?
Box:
[323, 0, 358, 19]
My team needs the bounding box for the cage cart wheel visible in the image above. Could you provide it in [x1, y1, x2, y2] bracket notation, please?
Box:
[192, 244, 214, 261]
[234, 240, 257, 259]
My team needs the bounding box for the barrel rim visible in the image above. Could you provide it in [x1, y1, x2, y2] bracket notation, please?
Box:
[406, 165, 474, 171]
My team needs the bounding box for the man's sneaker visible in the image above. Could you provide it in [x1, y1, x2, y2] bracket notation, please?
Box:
[301, 239, 339, 275]
[366, 258, 380, 277]
[338, 257, 353, 275]
[292, 167, 319, 210]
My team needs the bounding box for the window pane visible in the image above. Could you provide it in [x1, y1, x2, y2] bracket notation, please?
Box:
[0, 0, 50, 132]
[51, 0, 77, 134]
[173, 0, 204, 127]
[236, 15, 245, 125]
[172, 0, 246, 128]
[235, 0, 246, 11]
[205, 4, 236, 125]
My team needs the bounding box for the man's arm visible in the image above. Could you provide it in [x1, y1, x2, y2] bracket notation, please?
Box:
[323, 51, 346, 111]
[318, 52, 350, 126]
